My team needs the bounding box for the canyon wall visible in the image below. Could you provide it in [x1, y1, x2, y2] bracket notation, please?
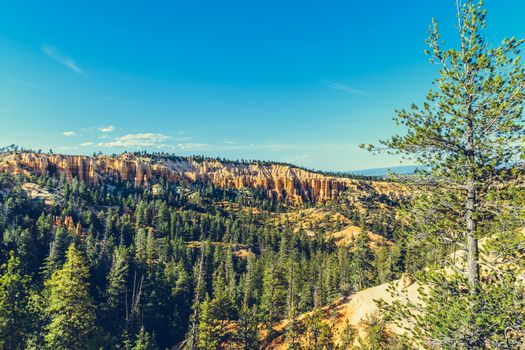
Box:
[0, 152, 351, 203]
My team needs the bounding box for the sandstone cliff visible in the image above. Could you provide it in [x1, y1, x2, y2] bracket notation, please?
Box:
[0, 152, 401, 203]
[0, 152, 349, 203]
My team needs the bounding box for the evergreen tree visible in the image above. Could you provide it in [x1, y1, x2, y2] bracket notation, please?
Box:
[374, 246, 394, 285]
[350, 230, 375, 290]
[107, 246, 129, 311]
[135, 228, 148, 266]
[141, 267, 178, 348]
[286, 305, 302, 350]
[105, 245, 130, 339]
[197, 296, 221, 350]
[372, 2, 525, 348]
[338, 320, 357, 350]
[185, 247, 206, 350]
[353, 312, 404, 350]
[133, 327, 159, 350]
[261, 255, 288, 337]
[210, 263, 237, 338]
[286, 254, 302, 350]
[44, 244, 96, 350]
[384, 230, 525, 349]
[0, 251, 32, 349]
[234, 304, 260, 350]
[368, 0, 525, 292]
[304, 308, 334, 350]
[42, 226, 71, 280]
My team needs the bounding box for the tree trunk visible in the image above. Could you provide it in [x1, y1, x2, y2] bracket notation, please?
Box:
[463, 41, 480, 292]
[466, 179, 479, 292]
[465, 92, 479, 292]
[187, 249, 205, 350]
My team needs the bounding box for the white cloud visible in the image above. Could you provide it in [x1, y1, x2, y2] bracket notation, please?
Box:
[177, 143, 208, 150]
[324, 80, 371, 97]
[57, 146, 79, 150]
[62, 131, 78, 137]
[98, 125, 115, 133]
[42, 45, 86, 76]
[80, 142, 94, 147]
[94, 132, 209, 151]
[98, 133, 170, 148]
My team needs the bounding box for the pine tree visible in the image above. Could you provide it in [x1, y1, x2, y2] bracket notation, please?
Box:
[234, 304, 260, 350]
[210, 255, 237, 338]
[185, 247, 206, 350]
[368, 0, 525, 293]
[133, 327, 159, 350]
[0, 251, 32, 349]
[372, 1, 525, 348]
[286, 305, 302, 350]
[241, 254, 261, 307]
[383, 230, 525, 349]
[304, 308, 334, 350]
[261, 254, 288, 337]
[42, 226, 70, 280]
[338, 320, 357, 350]
[106, 245, 130, 338]
[197, 296, 221, 350]
[44, 244, 96, 350]
[353, 312, 404, 350]
[107, 246, 129, 310]
[135, 228, 148, 266]
[374, 246, 394, 285]
[286, 254, 302, 350]
[350, 230, 375, 290]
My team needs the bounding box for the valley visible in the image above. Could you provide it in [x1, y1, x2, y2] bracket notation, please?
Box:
[0, 150, 411, 349]
[1, 1, 525, 349]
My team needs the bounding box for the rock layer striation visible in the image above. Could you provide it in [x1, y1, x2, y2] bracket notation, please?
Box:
[0, 152, 354, 203]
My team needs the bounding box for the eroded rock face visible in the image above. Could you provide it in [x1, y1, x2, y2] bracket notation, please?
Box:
[0, 152, 351, 203]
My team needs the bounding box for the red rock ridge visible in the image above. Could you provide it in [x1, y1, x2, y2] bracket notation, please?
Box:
[0, 152, 350, 203]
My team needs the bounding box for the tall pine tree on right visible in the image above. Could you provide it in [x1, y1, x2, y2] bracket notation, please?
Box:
[365, 0, 525, 348]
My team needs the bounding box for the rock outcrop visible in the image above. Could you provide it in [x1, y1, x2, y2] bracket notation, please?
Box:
[0, 152, 352, 203]
[0, 152, 405, 203]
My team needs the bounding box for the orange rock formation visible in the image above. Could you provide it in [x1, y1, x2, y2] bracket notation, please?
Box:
[0, 152, 403, 203]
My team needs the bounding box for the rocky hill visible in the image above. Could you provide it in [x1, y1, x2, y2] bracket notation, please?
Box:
[265, 276, 420, 349]
[0, 152, 404, 204]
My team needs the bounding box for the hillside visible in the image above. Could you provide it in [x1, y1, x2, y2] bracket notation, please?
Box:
[2, 0, 525, 348]
[265, 227, 525, 349]
[0, 150, 522, 349]
[4, 150, 521, 349]
[0, 150, 410, 349]
[0, 151, 405, 204]
[266, 276, 420, 349]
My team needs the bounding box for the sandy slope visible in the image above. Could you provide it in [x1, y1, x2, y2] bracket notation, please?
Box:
[267, 276, 420, 349]
[329, 225, 392, 249]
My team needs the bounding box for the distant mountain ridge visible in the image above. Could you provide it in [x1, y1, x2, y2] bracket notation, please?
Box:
[349, 165, 423, 177]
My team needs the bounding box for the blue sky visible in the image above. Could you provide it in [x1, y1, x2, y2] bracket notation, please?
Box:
[1, 1, 524, 171]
